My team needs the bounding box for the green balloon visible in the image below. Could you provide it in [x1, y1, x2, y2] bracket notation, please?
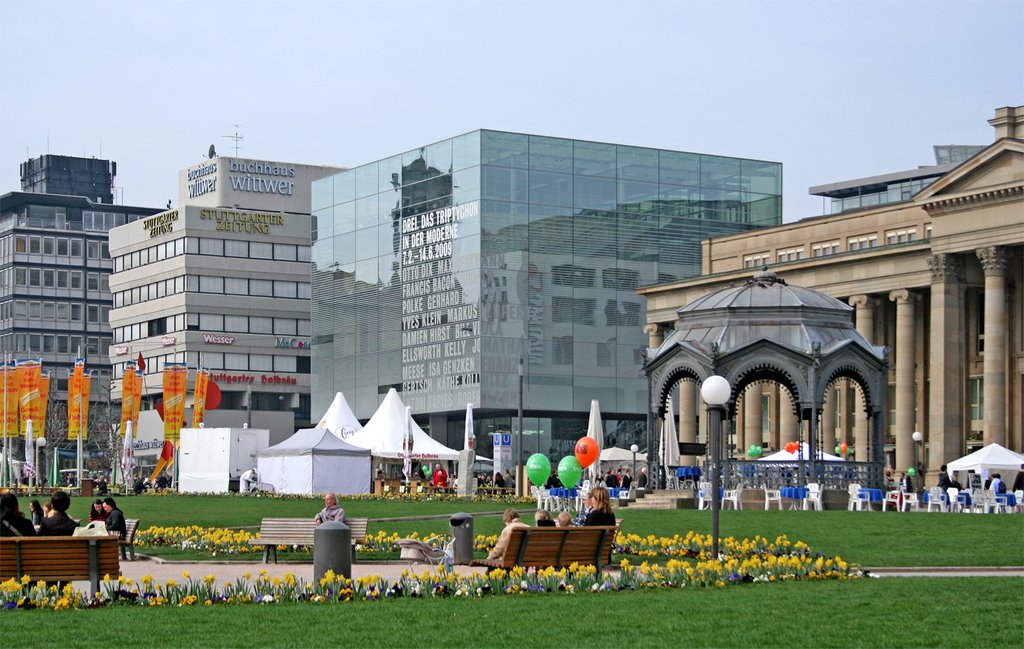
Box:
[755, 446, 763, 457]
[907, 467, 917, 477]
[557, 456, 583, 488]
[526, 453, 551, 486]
[422, 464, 431, 478]
[835, 445, 842, 455]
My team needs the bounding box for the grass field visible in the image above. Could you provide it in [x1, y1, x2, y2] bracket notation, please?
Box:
[1, 578, 1021, 648]
[98, 493, 1024, 566]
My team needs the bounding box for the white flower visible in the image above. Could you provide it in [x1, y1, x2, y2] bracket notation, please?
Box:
[261, 594, 274, 603]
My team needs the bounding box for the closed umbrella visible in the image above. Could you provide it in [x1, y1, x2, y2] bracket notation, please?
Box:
[402, 406, 413, 482]
[121, 420, 137, 486]
[587, 400, 604, 483]
[662, 396, 681, 485]
[464, 403, 474, 451]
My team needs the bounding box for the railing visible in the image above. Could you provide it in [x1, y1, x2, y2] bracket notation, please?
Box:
[716, 460, 883, 490]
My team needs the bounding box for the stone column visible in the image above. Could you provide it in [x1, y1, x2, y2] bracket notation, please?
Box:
[821, 387, 836, 455]
[779, 390, 797, 446]
[890, 289, 917, 474]
[977, 246, 1008, 446]
[928, 254, 964, 477]
[679, 381, 698, 465]
[643, 323, 665, 349]
[744, 385, 761, 457]
[848, 295, 876, 461]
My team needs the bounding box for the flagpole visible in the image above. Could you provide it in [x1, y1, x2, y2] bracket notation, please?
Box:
[1, 353, 8, 488]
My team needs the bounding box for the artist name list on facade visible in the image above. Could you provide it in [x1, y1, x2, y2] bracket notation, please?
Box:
[400, 202, 481, 406]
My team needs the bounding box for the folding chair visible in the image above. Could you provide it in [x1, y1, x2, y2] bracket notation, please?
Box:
[397, 538, 451, 571]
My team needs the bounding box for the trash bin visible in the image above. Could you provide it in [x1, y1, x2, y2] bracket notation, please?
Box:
[81, 478, 94, 497]
[449, 512, 473, 565]
[314, 521, 352, 582]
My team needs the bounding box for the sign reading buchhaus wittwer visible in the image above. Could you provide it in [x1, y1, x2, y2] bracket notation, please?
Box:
[311, 130, 781, 462]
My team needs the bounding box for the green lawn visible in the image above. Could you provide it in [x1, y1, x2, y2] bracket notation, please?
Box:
[104, 493, 1024, 567]
[3, 578, 1021, 648]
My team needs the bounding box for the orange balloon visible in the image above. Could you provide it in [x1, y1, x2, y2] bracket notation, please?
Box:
[575, 437, 599, 468]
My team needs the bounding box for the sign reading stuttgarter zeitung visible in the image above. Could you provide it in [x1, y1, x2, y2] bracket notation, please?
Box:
[400, 201, 481, 412]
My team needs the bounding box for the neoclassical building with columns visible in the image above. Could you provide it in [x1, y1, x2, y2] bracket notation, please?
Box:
[638, 106, 1023, 484]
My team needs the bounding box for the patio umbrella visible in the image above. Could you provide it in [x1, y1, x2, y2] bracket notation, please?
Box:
[661, 395, 681, 482]
[402, 406, 413, 482]
[587, 400, 604, 483]
[121, 420, 137, 486]
[464, 403, 474, 451]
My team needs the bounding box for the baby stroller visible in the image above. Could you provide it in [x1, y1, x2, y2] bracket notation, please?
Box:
[397, 538, 454, 571]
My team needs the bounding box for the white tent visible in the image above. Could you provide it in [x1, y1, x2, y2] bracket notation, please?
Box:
[317, 392, 363, 440]
[257, 427, 371, 495]
[344, 388, 459, 461]
[947, 443, 1024, 474]
[599, 446, 648, 463]
[759, 442, 844, 462]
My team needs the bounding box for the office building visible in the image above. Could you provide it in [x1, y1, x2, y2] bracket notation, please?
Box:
[311, 131, 782, 461]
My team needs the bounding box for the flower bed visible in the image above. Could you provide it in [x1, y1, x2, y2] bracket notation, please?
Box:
[1, 533, 860, 611]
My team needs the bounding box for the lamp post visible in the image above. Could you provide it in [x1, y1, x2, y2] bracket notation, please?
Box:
[700, 375, 730, 561]
[630, 443, 639, 486]
[912, 431, 923, 493]
[34, 437, 46, 494]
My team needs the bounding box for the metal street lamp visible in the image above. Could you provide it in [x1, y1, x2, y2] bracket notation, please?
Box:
[700, 374, 730, 561]
[34, 437, 46, 493]
[912, 431, 923, 493]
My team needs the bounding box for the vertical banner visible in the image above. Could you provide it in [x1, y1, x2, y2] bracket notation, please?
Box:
[120, 363, 136, 436]
[78, 372, 91, 442]
[1, 362, 18, 439]
[163, 363, 187, 442]
[34, 372, 49, 439]
[132, 374, 143, 430]
[68, 359, 84, 440]
[17, 360, 42, 439]
[192, 367, 209, 428]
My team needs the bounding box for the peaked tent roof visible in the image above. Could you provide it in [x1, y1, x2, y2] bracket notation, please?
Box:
[759, 442, 843, 462]
[947, 443, 1024, 474]
[259, 427, 371, 458]
[316, 392, 363, 439]
[600, 446, 648, 463]
[343, 388, 459, 461]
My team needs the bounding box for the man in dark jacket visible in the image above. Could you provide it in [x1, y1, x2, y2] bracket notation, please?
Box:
[38, 490, 79, 536]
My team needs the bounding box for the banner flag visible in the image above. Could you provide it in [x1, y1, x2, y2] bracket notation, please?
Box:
[192, 368, 209, 428]
[120, 363, 137, 437]
[79, 372, 91, 442]
[163, 363, 187, 442]
[68, 358, 85, 440]
[1, 362, 18, 439]
[34, 371, 49, 439]
[17, 360, 41, 439]
[132, 374, 143, 430]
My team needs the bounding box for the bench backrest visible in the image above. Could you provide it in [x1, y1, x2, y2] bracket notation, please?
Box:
[0, 536, 121, 582]
[257, 517, 368, 544]
[124, 519, 140, 542]
[498, 526, 617, 569]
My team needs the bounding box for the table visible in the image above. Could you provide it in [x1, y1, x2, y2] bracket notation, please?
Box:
[996, 493, 1018, 509]
[857, 488, 884, 510]
[676, 467, 702, 489]
[780, 487, 809, 510]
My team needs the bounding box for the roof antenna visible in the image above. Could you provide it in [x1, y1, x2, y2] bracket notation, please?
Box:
[222, 124, 243, 156]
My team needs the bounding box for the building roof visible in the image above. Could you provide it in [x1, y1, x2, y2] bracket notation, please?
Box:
[807, 163, 956, 198]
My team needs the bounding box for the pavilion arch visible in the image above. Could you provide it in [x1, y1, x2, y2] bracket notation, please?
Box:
[642, 270, 888, 489]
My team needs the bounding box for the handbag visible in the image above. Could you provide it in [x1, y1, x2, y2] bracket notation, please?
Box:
[72, 520, 111, 537]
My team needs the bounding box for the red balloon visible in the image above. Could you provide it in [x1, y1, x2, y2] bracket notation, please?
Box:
[786, 441, 799, 454]
[205, 380, 222, 410]
[575, 437, 600, 468]
[840, 442, 849, 455]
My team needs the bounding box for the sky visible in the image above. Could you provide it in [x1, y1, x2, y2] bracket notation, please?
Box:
[1, 0, 1021, 221]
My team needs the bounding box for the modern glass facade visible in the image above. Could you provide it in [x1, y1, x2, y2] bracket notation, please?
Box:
[311, 130, 781, 461]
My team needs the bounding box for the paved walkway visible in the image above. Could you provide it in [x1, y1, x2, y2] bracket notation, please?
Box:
[862, 566, 1024, 577]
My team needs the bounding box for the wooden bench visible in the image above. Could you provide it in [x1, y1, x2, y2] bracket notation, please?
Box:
[0, 536, 121, 594]
[248, 517, 369, 563]
[470, 525, 618, 573]
[120, 519, 140, 561]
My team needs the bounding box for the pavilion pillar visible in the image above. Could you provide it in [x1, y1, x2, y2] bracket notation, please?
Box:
[890, 289, 918, 475]
[977, 246, 1008, 447]
[848, 294, 876, 462]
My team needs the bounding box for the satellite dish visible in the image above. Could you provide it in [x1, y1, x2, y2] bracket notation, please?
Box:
[208, 144, 216, 159]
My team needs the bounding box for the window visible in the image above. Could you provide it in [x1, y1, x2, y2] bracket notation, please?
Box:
[87, 273, 100, 291]
[225, 240, 247, 257]
[811, 241, 840, 257]
[553, 337, 573, 364]
[200, 276, 224, 293]
[251, 242, 273, 259]
[250, 354, 273, 371]
[776, 247, 804, 262]
[70, 239, 83, 257]
[200, 238, 224, 255]
[274, 244, 297, 261]
[274, 281, 297, 298]
[200, 314, 223, 330]
[552, 264, 595, 288]
[847, 235, 878, 251]
[885, 228, 918, 245]
[250, 279, 273, 296]
[225, 315, 248, 332]
[225, 277, 247, 295]
[274, 356, 297, 372]
[225, 354, 247, 370]
[744, 254, 770, 269]
[87, 305, 100, 323]
[251, 317, 273, 334]
[969, 377, 983, 425]
[274, 319, 297, 335]
[602, 268, 639, 290]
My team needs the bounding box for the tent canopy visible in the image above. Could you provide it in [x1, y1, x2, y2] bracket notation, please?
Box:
[317, 392, 363, 439]
[947, 443, 1024, 474]
[344, 388, 459, 461]
[759, 442, 843, 462]
[599, 446, 647, 463]
[258, 427, 371, 495]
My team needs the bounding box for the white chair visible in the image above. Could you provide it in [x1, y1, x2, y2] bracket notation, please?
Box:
[722, 488, 742, 510]
[697, 482, 712, 511]
[903, 492, 920, 512]
[764, 488, 782, 511]
[1015, 490, 1024, 513]
[882, 490, 903, 512]
[805, 483, 823, 511]
[397, 538, 451, 571]
[946, 487, 963, 513]
[848, 484, 867, 511]
[926, 486, 946, 512]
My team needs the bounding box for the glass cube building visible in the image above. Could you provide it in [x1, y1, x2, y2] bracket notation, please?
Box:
[311, 130, 781, 461]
